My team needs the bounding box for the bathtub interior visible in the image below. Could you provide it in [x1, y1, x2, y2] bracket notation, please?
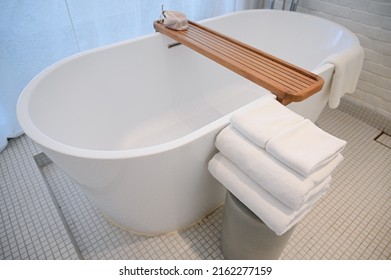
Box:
[26, 35, 267, 152]
[23, 10, 355, 153]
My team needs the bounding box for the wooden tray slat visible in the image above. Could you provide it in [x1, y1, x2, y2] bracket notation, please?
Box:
[186, 25, 315, 85]
[185, 26, 313, 91]
[154, 20, 324, 104]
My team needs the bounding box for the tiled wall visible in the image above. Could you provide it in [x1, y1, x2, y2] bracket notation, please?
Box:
[295, 0, 391, 119]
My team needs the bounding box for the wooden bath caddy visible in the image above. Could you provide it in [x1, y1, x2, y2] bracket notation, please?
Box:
[154, 20, 324, 105]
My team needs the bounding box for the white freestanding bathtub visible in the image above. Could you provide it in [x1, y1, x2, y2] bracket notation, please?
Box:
[17, 10, 362, 235]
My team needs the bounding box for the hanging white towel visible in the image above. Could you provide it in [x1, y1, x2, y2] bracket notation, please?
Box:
[266, 119, 346, 177]
[323, 45, 364, 109]
[230, 95, 304, 148]
[208, 153, 330, 236]
[215, 125, 343, 210]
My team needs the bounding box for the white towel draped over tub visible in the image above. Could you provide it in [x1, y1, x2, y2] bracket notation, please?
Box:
[323, 45, 364, 109]
[208, 96, 346, 235]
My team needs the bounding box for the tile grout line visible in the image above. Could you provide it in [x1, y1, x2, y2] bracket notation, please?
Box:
[33, 153, 84, 260]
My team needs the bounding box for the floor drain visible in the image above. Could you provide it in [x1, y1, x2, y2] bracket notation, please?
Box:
[33, 152, 53, 168]
[374, 132, 391, 149]
[33, 152, 84, 260]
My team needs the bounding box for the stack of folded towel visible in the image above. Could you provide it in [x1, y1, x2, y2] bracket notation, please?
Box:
[208, 95, 346, 236]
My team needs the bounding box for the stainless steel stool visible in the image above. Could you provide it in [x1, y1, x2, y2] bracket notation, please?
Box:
[221, 191, 295, 259]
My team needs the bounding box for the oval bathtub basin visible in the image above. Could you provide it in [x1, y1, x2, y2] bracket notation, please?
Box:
[17, 10, 361, 235]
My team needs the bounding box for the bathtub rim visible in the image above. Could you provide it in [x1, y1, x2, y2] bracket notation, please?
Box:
[17, 8, 350, 160]
[200, 9, 360, 47]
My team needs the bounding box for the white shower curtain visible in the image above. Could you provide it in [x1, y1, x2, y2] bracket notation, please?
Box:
[0, 0, 262, 152]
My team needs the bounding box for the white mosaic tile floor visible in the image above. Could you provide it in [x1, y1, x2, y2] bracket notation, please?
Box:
[1, 101, 390, 260]
[0, 137, 78, 260]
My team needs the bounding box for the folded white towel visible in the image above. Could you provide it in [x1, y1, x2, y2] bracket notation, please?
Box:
[208, 153, 330, 235]
[323, 45, 364, 109]
[230, 95, 304, 148]
[215, 125, 343, 209]
[266, 119, 346, 177]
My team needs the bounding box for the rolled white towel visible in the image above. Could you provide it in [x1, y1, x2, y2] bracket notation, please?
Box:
[208, 153, 330, 236]
[266, 119, 346, 177]
[216, 125, 343, 210]
[230, 95, 304, 148]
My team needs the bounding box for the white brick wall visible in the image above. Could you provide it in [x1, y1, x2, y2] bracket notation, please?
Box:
[275, 0, 391, 118]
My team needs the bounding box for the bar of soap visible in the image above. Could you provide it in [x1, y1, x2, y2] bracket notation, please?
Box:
[163, 11, 188, 31]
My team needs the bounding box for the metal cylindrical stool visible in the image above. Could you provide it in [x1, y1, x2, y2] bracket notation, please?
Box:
[221, 191, 295, 260]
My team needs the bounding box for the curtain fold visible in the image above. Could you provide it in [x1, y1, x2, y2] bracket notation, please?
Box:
[0, 0, 261, 153]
